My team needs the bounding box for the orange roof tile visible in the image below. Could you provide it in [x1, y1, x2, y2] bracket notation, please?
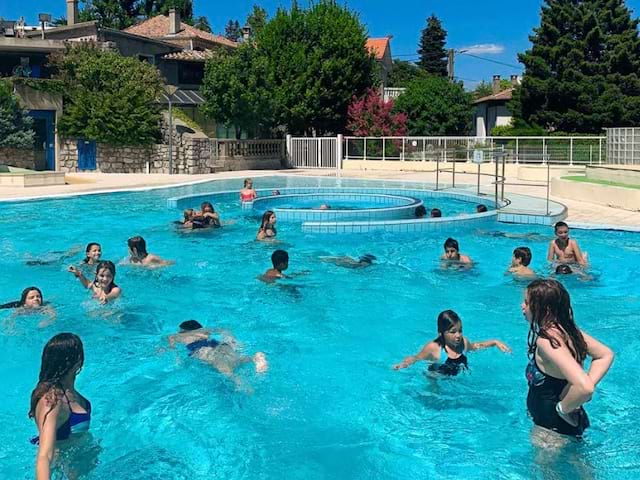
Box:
[473, 88, 514, 104]
[124, 15, 237, 49]
[366, 38, 389, 60]
[162, 50, 217, 61]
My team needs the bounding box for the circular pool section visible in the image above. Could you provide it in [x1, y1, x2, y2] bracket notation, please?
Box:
[251, 192, 423, 222]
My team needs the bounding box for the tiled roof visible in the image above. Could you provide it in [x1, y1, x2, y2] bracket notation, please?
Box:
[366, 38, 390, 60]
[124, 15, 237, 49]
[473, 88, 514, 104]
[162, 50, 217, 61]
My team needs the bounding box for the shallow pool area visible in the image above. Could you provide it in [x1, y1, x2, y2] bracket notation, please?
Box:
[0, 175, 638, 479]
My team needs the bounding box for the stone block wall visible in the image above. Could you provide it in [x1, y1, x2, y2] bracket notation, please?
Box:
[0, 148, 36, 169]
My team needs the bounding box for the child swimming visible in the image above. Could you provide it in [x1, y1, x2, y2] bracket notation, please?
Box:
[127, 236, 174, 266]
[440, 238, 472, 266]
[1, 286, 56, 326]
[430, 208, 442, 218]
[82, 243, 102, 265]
[240, 178, 258, 202]
[260, 250, 289, 282]
[547, 222, 587, 266]
[415, 205, 427, 218]
[256, 211, 277, 241]
[392, 310, 511, 376]
[508, 247, 536, 278]
[69, 260, 121, 304]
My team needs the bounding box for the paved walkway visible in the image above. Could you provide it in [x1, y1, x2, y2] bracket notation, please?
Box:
[1, 169, 639, 228]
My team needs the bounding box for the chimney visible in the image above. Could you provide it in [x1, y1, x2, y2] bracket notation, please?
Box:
[510, 74, 519, 86]
[492, 75, 501, 94]
[169, 8, 181, 35]
[66, 0, 78, 26]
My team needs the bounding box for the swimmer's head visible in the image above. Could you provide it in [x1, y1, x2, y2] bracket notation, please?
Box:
[555, 264, 573, 275]
[94, 260, 116, 289]
[319, 204, 330, 210]
[244, 178, 253, 188]
[179, 320, 203, 331]
[359, 254, 376, 264]
[415, 205, 427, 218]
[513, 247, 532, 267]
[84, 243, 102, 264]
[430, 208, 442, 218]
[272, 190, 281, 196]
[443, 238, 460, 259]
[127, 236, 148, 262]
[435, 310, 463, 348]
[271, 249, 289, 271]
[554, 221, 570, 239]
[260, 210, 276, 229]
[476, 204, 488, 213]
[201, 202, 214, 214]
[20, 286, 43, 308]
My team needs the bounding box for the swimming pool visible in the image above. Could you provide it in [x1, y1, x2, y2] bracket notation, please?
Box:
[0, 175, 638, 479]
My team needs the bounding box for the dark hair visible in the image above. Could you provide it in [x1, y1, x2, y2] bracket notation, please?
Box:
[415, 205, 427, 218]
[359, 254, 376, 264]
[434, 310, 463, 347]
[526, 279, 587, 363]
[554, 221, 569, 233]
[444, 238, 459, 251]
[514, 247, 532, 266]
[476, 204, 488, 213]
[259, 210, 276, 235]
[179, 320, 203, 331]
[431, 208, 442, 218]
[555, 264, 573, 275]
[29, 333, 84, 420]
[201, 202, 214, 213]
[83, 243, 101, 264]
[94, 261, 117, 291]
[271, 249, 289, 268]
[128, 236, 148, 263]
[1, 286, 43, 309]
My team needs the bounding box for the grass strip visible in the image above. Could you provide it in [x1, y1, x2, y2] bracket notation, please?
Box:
[562, 176, 640, 190]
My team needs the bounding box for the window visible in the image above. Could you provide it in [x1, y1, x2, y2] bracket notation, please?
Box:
[178, 63, 204, 85]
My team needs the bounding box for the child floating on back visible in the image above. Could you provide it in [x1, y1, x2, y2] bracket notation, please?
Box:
[508, 246, 536, 279]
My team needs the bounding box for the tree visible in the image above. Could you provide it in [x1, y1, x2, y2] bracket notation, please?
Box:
[224, 20, 241, 41]
[52, 44, 164, 145]
[0, 81, 35, 149]
[472, 79, 513, 99]
[347, 88, 407, 136]
[512, 0, 640, 133]
[148, 0, 193, 22]
[387, 60, 427, 88]
[393, 77, 473, 135]
[417, 14, 448, 76]
[193, 16, 211, 33]
[79, 0, 139, 29]
[246, 5, 268, 38]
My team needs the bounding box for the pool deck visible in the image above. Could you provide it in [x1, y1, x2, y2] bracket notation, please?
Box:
[0, 170, 639, 229]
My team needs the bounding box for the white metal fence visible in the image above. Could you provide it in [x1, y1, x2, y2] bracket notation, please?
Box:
[286, 136, 341, 169]
[606, 127, 640, 164]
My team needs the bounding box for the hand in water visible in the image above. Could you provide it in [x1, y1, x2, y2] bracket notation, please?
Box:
[556, 403, 579, 427]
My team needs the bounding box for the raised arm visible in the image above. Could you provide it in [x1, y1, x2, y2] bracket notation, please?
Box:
[68, 266, 91, 289]
[392, 342, 437, 370]
[581, 330, 614, 385]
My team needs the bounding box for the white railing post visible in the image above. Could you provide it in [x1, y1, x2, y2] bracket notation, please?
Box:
[515, 137, 519, 164]
[599, 137, 602, 165]
[336, 134, 343, 175]
[422, 138, 426, 162]
[443, 138, 447, 163]
[569, 137, 574, 166]
[542, 137, 547, 165]
[401, 137, 405, 161]
[382, 137, 386, 161]
[363, 137, 367, 161]
[286, 134, 292, 167]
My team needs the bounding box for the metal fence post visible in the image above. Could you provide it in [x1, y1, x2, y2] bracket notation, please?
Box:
[401, 137, 405, 161]
[286, 134, 292, 167]
[336, 134, 343, 176]
[382, 137, 386, 161]
[422, 138, 426, 162]
[542, 138, 547, 165]
[569, 137, 573, 166]
[515, 137, 519, 164]
[364, 137, 367, 161]
[599, 137, 602, 165]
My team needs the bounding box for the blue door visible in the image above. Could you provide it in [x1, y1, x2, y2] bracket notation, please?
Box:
[28, 110, 56, 171]
[77, 139, 97, 170]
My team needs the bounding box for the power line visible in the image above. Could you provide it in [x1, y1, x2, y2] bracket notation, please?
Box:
[457, 52, 521, 69]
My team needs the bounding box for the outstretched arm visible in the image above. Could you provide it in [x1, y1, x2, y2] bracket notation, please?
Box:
[68, 266, 91, 289]
[393, 342, 437, 370]
[467, 338, 511, 353]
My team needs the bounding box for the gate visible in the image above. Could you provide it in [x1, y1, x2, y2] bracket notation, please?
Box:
[77, 139, 97, 170]
[287, 136, 340, 168]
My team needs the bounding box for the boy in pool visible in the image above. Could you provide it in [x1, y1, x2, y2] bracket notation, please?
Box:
[440, 238, 472, 267]
[430, 208, 442, 218]
[168, 320, 268, 387]
[508, 247, 536, 279]
[415, 205, 427, 218]
[547, 221, 587, 266]
[260, 250, 289, 282]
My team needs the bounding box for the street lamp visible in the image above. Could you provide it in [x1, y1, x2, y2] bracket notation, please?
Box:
[164, 84, 178, 174]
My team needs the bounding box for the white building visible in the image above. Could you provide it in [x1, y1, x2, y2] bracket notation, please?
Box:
[472, 75, 519, 137]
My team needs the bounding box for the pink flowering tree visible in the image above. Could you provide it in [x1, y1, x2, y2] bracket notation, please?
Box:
[346, 88, 408, 137]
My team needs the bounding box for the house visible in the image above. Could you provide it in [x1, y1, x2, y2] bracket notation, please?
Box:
[366, 37, 393, 89]
[472, 75, 519, 138]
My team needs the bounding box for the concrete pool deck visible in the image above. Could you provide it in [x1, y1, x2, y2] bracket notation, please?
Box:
[0, 169, 639, 229]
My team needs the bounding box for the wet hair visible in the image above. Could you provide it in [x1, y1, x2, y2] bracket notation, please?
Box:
[431, 208, 442, 218]
[359, 254, 376, 264]
[415, 205, 427, 218]
[555, 264, 573, 275]
[179, 320, 203, 331]
[94, 261, 117, 291]
[244, 178, 253, 188]
[201, 202, 214, 213]
[259, 210, 276, 234]
[128, 236, 148, 263]
[83, 243, 101, 264]
[271, 249, 289, 268]
[444, 238, 459, 252]
[513, 247, 532, 266]
[526, 279, 587, 363]
[434, 310, 463, 347]
[1, 286, 43, 309]
[554, 221, 569, 233]
[29, 333, 84, 421]
[476, 204, 488, 213]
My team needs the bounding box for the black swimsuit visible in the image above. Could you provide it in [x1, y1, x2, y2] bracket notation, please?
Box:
[526, 353, 590, 436]
[428, 348, 469, 376]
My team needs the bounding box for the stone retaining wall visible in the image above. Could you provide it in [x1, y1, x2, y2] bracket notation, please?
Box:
[0, 148, 36, 169]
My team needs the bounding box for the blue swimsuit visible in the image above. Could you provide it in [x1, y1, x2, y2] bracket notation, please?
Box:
[30, 394, 91, 444]
[186, 338, 220, 356]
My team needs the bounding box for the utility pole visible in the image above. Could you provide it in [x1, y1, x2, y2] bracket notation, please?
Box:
[447, 49, 454, 82]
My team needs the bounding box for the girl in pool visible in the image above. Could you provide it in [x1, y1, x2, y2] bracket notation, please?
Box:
[82, 243, 102, 266]
[240, 178, 258, 202]
[256, 211, 277, 240]
[523, 279, 613, 437]
[547, 222, 587, 266]
[1, 286, 56, 326]
[69, 260, 121, 304]
[127, 236, 174, 266]
[29, 333, 91, 479]
[393, 310, 511, 376]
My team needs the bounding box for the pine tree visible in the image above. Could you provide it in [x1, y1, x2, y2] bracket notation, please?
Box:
[417, 14, 448, 76]
[512, 0, 640, 133]
[224, 20, 241, 41]
[193, 16, 211, 33]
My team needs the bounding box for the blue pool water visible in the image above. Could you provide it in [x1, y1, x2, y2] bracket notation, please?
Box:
[0, 175, 638, 479]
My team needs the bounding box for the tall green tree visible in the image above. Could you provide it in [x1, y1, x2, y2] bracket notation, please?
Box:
[417, 14, 448, 76]
[146, 0, 193, 21]
[387, 60, 427, 88]
[52, 44, 163, 145]
[0, 81, 35, 149]
[512, 0, 640, 133]
[246, 5, 268, 38]
[79, 0, 139, 29]
[472, 79, 512, 99]
[393, 77, 473, 135]
[193, 16, 211, 33]
[224, 20, 241, 41]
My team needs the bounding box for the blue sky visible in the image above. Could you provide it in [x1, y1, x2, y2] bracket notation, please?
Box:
[2, 0, 640, 89]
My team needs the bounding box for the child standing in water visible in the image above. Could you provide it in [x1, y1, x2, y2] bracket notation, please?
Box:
[240, 178, 258, 202]
[508, 247, 536, 279]
[547, 222, 587, 266]
[392, 310, 511, 376]
[260, 250, 289, 282]
[69, 260, 121, 304]
[440, 238, 473, 267]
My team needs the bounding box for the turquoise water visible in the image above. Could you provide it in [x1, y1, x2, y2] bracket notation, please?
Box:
[0, 175, 638, 479]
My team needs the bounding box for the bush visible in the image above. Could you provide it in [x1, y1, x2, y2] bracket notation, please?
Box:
[0, 80, 35, 149]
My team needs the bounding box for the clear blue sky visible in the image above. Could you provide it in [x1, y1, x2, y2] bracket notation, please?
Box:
[2, 0, 639, 88]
